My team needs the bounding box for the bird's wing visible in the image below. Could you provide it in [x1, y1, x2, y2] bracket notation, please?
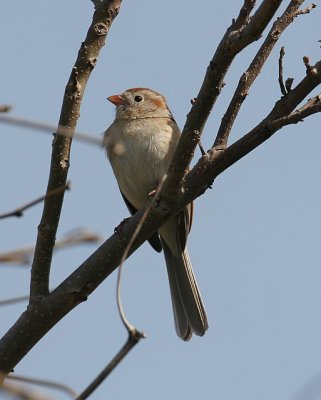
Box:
[120, 189, 163, 253]
[176, 202, 193, 251]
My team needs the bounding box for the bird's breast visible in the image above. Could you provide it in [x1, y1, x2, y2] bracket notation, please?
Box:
[106, 118, 179, 210]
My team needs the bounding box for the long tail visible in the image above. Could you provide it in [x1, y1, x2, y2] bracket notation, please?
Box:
[162, 241, 208, 341]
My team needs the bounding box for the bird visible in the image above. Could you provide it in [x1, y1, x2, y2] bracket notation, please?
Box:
[104, 87, 208, 340]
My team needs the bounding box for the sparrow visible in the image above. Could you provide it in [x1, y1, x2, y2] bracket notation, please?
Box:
[104, 87, 208, 340]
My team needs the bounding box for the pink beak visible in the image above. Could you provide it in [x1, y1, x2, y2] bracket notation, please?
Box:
[107, 94, 124, 106]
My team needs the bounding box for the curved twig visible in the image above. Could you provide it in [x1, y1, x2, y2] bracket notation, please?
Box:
[0, 383, 55, 400]
[6, 373, 77, 399]
[76, 333, 141, 400]
[116, 175, 167, 334]
[0, 183, 70, 220]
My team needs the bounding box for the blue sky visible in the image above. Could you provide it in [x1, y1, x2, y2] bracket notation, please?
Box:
[1, 1, 321, 399]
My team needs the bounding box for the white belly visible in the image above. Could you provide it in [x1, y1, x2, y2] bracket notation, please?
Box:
[106, 118, 179, 210]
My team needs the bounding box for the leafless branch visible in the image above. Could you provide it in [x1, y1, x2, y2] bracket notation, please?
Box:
[0, 114, 102, 146]
[76, 333, 141, 400]
[161, 0, 283, 200]
[278, 46, 288, 95]
[285, 77, 295, 92]
[295, 2, 317, 16]
[269, 93, 321, 128]
[0, 183, 70, 220]
[0, 295, 29, 306]
[0, 382, 55, 400]
[213, 0, 306, 150]
[0, 105, 12, 113]
[232, 0, 256, 30]
[76, 177, 168, 399]
[0, 0, 320, 380]
[29, 0, 122, 303]
[6, 374, 77, 399]
[0, 228, 102, 265]
[184, 61, 321, 202]
[117, 175, 167, 334]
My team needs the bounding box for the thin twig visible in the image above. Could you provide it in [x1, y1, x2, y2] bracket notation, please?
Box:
[0, 105, 12, 113]
[6, 373, 77, 399]
[303, 55, 315, 74]
[76, 333, 140, 400]
[232, 0, 256, 30]
[0, 295, 29, 306]
[117, 175, 167, 334]
[285, 77, 294, 92]
[0, 382, 55, 400]
[268, 93, 321, 128]
[0, 228, 102, 265]
[161, 0, 283, 199]
[184, 62, 321, 202]
[198, 141, 207, 156]
[295, 2, 317, 16]
[0, 182, 70, 220]
[74, 177, 168, 399]
[278, 46, 288, 95]
[213, 0, 305, 150]
[0, 114, 102, 146]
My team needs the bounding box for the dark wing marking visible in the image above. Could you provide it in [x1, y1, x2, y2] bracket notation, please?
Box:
[176, 202, 193, 251]
[120, 190, 163, 253]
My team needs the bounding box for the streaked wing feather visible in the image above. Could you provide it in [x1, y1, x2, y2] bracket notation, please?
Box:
[120, 189, 162, 253]
[176, 203, 193, 251]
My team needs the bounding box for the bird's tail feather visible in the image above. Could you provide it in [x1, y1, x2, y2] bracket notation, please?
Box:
[162, 240, 208, 341]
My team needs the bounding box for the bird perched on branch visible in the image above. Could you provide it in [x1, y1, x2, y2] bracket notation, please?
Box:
[104, 87, 208, 340]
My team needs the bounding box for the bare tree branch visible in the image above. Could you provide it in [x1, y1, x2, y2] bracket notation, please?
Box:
[269, 93, 321, 128]
[0, 57, 319, 374]
[116, 174, 166, 335]
[0, 105, 12, 113]
[185, 61, 321, 202]
[29, 0, 122, 303]
[6, 374, 77, 399]
[213, 0, 307, 150]
[75, 176, 168, 399]
[0, 383, 55, 400]
[279, 46, 288, 95]
[76, 333, 141, 400]
[161, 0, 283, 200]
[0, 183, 70, 220]
[0, 229, 102, 265]
[0, 0, 320, 381]
[295, 2, 317, 16]
[232, 0, 256, 30]
[0, 295, 29, 307]
[0, 114, 102, 146]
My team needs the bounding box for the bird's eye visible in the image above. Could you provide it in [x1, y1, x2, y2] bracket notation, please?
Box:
[134, 95, 143, 103]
